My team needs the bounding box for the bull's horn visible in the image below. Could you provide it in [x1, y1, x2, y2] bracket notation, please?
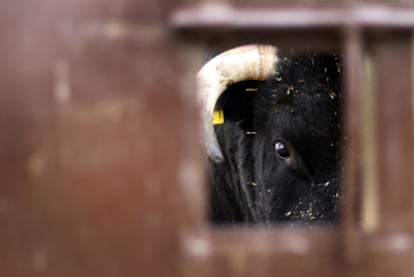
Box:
[197, 44, 278, 163]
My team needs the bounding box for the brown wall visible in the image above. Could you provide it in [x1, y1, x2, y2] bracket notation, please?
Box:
[0, 0, 412, 276]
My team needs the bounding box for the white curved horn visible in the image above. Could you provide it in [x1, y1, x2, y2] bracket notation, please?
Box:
[197, 44, 278, 163]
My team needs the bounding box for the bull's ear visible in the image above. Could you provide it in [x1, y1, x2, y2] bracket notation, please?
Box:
[213, 80, 263, 133]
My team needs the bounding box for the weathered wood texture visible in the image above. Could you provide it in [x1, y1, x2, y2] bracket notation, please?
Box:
[0, 0, 204, 276]
[0, 0, 412, 276]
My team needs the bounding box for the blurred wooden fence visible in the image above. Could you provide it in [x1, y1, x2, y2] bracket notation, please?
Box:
[0, 0, 412, 276]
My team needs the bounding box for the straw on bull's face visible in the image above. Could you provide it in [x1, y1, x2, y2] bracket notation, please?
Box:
[199, 45, 343, 225]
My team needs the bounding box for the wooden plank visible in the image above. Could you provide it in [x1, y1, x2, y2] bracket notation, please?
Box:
[341, 26, 364, 264]
[0, 0, 203, 276]
[183, 229, 412, 277]
[368, 32, 413, 234]
[170, 5, 414, 30]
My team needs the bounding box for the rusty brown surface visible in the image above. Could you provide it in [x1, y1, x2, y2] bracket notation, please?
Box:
[182, 228, 412, 277]
[341, 26, 364, 264]
[0, 0, 204, 276]
[170, 5, 414, 30]
[0, 0, 413, 276]
[369, 32, 413, 234]
[213, 0, 412, 9]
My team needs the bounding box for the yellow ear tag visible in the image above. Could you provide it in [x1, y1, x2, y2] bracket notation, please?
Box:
[213, 110, 224, 125]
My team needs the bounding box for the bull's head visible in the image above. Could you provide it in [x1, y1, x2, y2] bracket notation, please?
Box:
[198, 44, 343, 225]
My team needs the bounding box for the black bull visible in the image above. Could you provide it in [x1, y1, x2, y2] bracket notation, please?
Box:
[200, 46, 344, 226]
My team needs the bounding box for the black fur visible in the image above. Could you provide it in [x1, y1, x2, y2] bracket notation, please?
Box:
[209, 50, 343, 227]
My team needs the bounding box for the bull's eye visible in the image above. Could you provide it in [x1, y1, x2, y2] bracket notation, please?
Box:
[275, 142, 290, 158]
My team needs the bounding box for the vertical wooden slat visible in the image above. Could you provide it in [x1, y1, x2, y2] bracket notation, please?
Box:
[361, 47, 380, 233]
[342, 26, 364, 264]
[370, 32, 413, 234]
